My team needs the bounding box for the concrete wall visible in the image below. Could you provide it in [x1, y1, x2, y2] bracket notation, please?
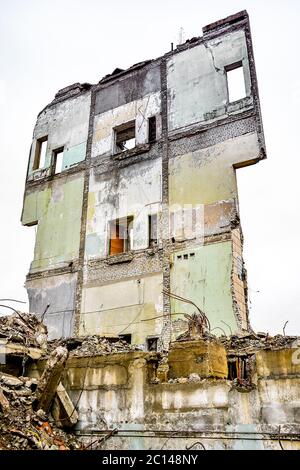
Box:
[22, 173, 84, 271]
[85, 157, 162, 259]
[167, 29, 252, 132]
[28, 92, 91, 178]
[26, 272, 77, 339]
[170, 242, 237, 335]
[92, 91, 161, 158]
[21, 11, 266, 341]
[28, 345, 299, 450]
[80, 273, 163, 346]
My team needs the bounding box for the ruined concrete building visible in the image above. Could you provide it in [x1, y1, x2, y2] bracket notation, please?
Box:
[3, 10, 298, 450]
[22, 10, 265, 346]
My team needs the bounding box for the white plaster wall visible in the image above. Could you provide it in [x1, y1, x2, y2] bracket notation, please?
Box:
[167, 30, 251, 131]
[29, 92, 91, 172]
[79, 273, 163, 342]
[92, 91, 161, 158]
[86, 157, 162, 259]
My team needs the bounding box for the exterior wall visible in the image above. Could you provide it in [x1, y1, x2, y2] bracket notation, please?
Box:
[21, 11, 266, 341]
[231, 228, 249, 329]
[85, 157, 162, 258]
[22, 173, 84, 271]
[169, 133, 259, 207]
[170, 242, 238, 335]
[80, 273, 163, 346]
[92, 91, 161, 159]
[27, 92, 91, 179]
[29, 345, 300, 450]
[167, 29, 252, 132]
[26, 272, 77, 339]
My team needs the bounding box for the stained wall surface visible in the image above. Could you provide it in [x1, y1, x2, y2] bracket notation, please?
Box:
[21, 11, 266, 342]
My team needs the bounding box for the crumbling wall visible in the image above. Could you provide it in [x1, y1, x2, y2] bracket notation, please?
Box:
[27, 91, 91, 179]
[22, 173, 84, 272]
[28, 342, 299, 450]
[21, 11, 266, 341]
[167, 29, 251, 132]
[79, 273, 163, 345]
[170, 242, 237, 336]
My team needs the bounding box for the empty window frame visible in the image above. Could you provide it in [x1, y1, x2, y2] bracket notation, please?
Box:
[148, 116, 156, 143]
[149, 213, 158, 246]
[119, 334, 132, 344]
[109, 216, 133, 255]
[53, 147, 64, 174]
[33, 136, 48, 170]
[227, 356, 248, 381]
[114, 120, 136, 152]
[225, 62, 246, 103]
[147, 336, 158, 352]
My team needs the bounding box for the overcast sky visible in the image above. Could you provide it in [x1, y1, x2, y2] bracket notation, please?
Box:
[0, 0, 299, 335]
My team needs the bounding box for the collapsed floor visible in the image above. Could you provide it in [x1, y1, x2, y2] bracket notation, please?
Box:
[1, 312, 300, 450]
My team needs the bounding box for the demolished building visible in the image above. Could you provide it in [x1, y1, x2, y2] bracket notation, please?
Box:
[21, 10, 265, 345]
[5, 10, 298, 450]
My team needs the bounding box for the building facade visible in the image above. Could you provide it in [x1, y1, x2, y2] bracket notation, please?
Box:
[21, 10, 266, 345]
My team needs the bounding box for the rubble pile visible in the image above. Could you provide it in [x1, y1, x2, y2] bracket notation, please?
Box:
[0, 312, 47, 350]
[69, 336, 141, 357]
[220, 331, 298, 354]
[48, 335, 141, 357]
[0, 372, 82, 450]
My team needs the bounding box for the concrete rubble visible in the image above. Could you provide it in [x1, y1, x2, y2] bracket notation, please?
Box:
[0, 309, 300, 450]
[0, 312, 143, 450]
[0, 370, 82, 450]
[48, 335, 142, 356]
[0, 311, 47, 349]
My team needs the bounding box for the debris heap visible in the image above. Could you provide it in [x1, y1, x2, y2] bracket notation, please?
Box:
[0, 371, 81, 450]
[0, 311, 47, 350]
[220, 331, 298, 354]
[48, 335, 141, 357]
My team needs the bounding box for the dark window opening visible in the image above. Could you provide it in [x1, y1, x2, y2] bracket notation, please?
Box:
[119, 334, 132, 344]
[109, 216, 133, 255]
[148, 116, 156, 143]
[149, 213, 158, 246]
[227, 356, 248, 381]
[183, 254, 188, 260]
[115, 120, 136, 152]
[53, 147, 64, 174]
[225, 62, 246, 103]
[147, 337, 158, 352]
[33, 136, 48, 170]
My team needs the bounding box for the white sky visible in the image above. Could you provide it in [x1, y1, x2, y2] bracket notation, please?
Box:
[0, 0, 299, 335]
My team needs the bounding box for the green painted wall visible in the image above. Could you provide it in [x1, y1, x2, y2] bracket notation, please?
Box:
[62, 142, 86, 170]
[22, 175, 84, 270]
[170, 241, 237, 333]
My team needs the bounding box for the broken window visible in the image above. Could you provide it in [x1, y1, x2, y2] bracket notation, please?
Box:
[147, 337, 158, 352]
[149, 213, 158, 246]
[226, 62, 246, 103]
[33, 136, 48, 170]
[119, 334, 132, 344]
[114, 120, 136, 152]
[53, 147, 64, 174]
[227, 356, 248, 381]
[148, 116, 156, 143]
[109, 216, 133, 255]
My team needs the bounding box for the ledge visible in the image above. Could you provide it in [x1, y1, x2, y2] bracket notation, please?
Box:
[112, 143, 150, 161]
[105, 252, 134, 265]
